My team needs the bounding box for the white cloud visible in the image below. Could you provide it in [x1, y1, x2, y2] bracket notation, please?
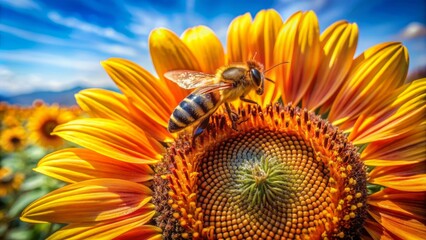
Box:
[3, 74, 46, 92]
[0, 73, 62, 95]
[0, 24, 71, 46]
[47, 11, 132, 44]
[96, 43, 140, 57]
[0, 73, 111, 95]
[0, 0, 40, 9]
[399, 22, 426, 40]
[0, 50, 109, 95]
[126, 6, 232, 50]
[126, 4, 214, 37]
[209, 15, 233, 46]
[275, 0, 329, 20]
[0, 50, 100, 71]
[71, 73, 116, 89]
[0, 65, 116, 96]
[274, 0, 360, 29]
[0, 66, 14, 79]
[0, 23, 143, 58]
[127, 8, 171, 36]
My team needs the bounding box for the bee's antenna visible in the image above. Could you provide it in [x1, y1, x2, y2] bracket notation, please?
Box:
[251, 52, 258, 61]
[265, 77, 275, 83]
[264, 61, 289, 73]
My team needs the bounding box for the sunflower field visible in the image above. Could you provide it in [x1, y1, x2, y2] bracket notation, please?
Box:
[0, 101, 82, 239]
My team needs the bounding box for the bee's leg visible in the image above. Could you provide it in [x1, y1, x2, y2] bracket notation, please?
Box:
[192, 118, 210, 143]
[194, 118, 210, 137]
[239, 96, 260, 106]
[225, 102, 238, 130]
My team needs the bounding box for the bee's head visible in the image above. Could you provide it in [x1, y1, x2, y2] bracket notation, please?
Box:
[250, 67, 264, 95]
[248, 59, 283, 96]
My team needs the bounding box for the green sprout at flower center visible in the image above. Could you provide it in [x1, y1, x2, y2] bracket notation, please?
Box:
[236, 156, 292, 207]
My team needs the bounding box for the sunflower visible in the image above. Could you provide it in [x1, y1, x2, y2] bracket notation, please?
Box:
[27, 104, 76, 149]
[0, 127, 27, 153]
[1, 114, 21, 129]
[21, 9, 425, 239]
[0, 167, 24, 197]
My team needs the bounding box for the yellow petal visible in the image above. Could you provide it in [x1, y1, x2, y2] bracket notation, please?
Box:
[274, 11, 321, 105]
[248, 9, 283, 69]
[349, 79, 426, 144]
[367, 201, 426, 239]
[35, 148, 153, 183]
[329, 42, 409, 129]
[369, 162, 426, 192]
[53, 118, 163, 164]
[101, 58, 174, 142]
[21, 179, 152, 224]
[245, 9, 283, 107]
[48, 204, 156, 240]
[181, 26, 225, 74]
[227, 13, 252, 64]
[114, 225, 162, 240]
[303, 21, 358, 110]
[76, 88, 134, 126]
[361, 124, 426, 166]
[149, 28, 201, 102]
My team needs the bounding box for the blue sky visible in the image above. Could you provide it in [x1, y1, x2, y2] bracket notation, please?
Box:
[1, 0, 425, 96]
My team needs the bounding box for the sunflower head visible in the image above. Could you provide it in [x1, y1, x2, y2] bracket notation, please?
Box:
[27, 105, 76, 149]
[2, 114, 21, 128]
[0, 167, 24, 197]
[0, 126, 27, 152]
[155, 104, 367, 239]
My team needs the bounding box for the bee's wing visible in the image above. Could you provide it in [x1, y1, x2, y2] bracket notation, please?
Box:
[195, 82, 234, 95]
[164, 70, 217, 89]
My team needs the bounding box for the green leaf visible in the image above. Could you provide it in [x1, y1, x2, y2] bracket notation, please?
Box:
[8, 189, 50, 217]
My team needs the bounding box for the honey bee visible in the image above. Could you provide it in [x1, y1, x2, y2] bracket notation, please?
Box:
[165, 60, 274, 136]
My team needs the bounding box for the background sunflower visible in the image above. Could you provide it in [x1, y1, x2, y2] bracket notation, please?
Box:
[27, 104, 77, 149]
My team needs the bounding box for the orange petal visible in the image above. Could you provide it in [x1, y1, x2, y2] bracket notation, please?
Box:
[149, 28, 201, 103]
[349, 78, 425, 144]
[181, 26, 225, 74]
[21, 179, 152, 224]
[303, 21, 358, 110]
[227, 13, 252, 64]
[274, 11, 321, 105]
[35, 148, 153, 183]
[48, 204, 156, 240]
[329, 42, 409, 129]
[361, 124, 426, 166]
[367, 188, 426, 239]
[114, 225, 162, 240]
[368, 188, 426, 220]
[53, 118, 163, 164]
[246, 9, 283, 106]
[363, 219, 399, 240]
[369, 162, 426, 192]
[101, 58, 174, 142]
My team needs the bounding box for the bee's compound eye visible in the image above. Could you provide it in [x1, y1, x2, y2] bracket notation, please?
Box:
[250, 68, 262, 87]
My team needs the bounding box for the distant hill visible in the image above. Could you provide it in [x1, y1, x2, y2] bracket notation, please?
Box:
[1, 86, 118, 106]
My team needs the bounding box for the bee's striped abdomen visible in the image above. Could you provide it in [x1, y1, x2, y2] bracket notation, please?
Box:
[168, 92, 220, 133]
